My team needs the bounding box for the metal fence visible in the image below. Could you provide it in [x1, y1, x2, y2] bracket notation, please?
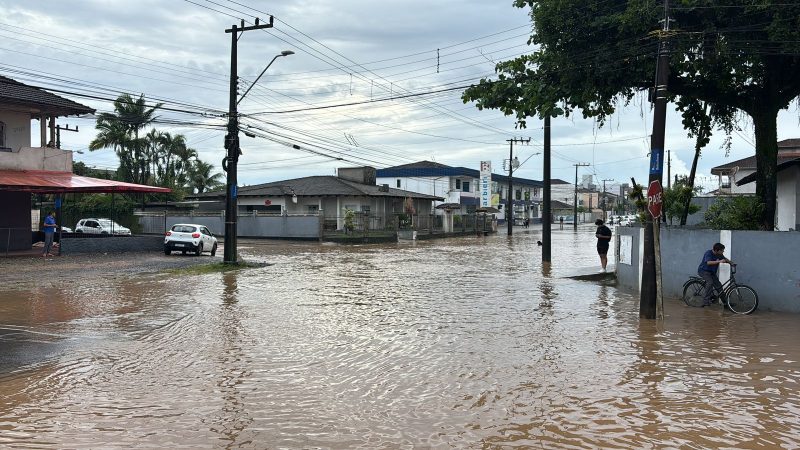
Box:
[322, 213, 493, 239]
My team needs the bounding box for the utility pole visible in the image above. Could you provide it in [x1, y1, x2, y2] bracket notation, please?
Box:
[602, 178, 614, 221]
[667, 150, 671, 189]
[505, 137, 529, 236]
[54, 124, 78, 149]
[641, 0, 671, 319]
[573, 163, 590, 230]
[542, 116, 551, 263]
[223, 17, 274, 264]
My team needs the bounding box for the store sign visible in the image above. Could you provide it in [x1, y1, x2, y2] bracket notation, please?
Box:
[480, 161, 491, 208]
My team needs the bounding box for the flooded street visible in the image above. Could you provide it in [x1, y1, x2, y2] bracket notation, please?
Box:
[2, 227, 800, 449]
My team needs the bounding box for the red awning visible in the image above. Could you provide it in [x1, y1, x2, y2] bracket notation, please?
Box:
[0, 170, 171, 193]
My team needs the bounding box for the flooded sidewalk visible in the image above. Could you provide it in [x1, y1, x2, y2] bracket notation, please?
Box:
[1, 228, 799, 448]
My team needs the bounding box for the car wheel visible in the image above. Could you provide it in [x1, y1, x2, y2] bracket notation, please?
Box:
[164, 248, 171, 255]
[211, 243, 217, 256]
[195, 243, 203, 256]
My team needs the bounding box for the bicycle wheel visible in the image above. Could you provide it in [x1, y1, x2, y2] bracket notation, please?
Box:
[726, 285, 758, 315]
[682, 280, 706, 307]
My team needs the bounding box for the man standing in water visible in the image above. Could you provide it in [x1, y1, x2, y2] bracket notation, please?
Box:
[42, 211, 57, 257]
[595, 219, 612, 272]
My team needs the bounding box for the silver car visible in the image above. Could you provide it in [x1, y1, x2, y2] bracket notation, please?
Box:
[164, 223, 218, 256]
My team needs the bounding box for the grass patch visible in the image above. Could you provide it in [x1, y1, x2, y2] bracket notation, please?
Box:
[166, 260, 271, 275]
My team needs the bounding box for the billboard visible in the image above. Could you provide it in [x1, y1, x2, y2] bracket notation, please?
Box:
[480, 161, 491, 208]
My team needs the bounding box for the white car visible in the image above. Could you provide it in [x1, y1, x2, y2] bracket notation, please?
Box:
[164, 223, 218, 256]
[75, 218, 132, 235]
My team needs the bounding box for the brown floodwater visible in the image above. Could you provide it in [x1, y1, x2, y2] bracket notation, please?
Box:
[1, 227, 799, 449]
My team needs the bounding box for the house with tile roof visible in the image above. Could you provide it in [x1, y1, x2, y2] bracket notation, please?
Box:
[710, 139, 800, 195]
[186, 166, 443, 232]
[736, 153, 800, 231]
[375, 161, 543, 224]
[0, 75, 169, 254]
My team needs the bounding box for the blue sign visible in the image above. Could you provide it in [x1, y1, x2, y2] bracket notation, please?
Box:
[649, 149, 663, 175]
[231, 185, 238, 199]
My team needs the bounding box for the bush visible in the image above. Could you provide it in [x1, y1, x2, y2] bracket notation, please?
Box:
[703, 196, 764, 230]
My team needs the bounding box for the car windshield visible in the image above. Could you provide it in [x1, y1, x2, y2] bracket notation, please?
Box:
[172, 225, 197, 233]
[98, 219, 124, 227]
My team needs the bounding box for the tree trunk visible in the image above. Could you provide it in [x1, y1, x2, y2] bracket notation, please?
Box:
[681, 135, 702, 226]
[751, 110, 779, 230]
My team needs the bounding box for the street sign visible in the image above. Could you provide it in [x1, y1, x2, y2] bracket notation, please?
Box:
[647, 180, 663, 218]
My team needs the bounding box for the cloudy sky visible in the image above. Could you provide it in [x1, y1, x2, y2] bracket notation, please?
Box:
[2, 0, 797, 194]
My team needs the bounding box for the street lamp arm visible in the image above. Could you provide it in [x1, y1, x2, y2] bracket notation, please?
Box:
[237, 50, 294, 105]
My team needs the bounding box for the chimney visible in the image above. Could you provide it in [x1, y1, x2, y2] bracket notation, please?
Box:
[337, 166, 376, 185]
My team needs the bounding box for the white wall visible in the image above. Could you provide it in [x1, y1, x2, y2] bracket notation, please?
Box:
[776, 166, 799, 231]
[0, 109, 31, 151]
[0, 146, 73, 171]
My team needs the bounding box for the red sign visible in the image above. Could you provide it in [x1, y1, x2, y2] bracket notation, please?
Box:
[647, 180, 663, 218]
[264, 199, 272, 206]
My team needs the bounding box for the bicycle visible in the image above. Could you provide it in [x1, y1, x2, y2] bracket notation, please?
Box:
[682, 265, 759, 314]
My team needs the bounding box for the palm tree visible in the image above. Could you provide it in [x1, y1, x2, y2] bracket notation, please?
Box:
[88, 93, 163, 184]
[188, 160, 224, 194]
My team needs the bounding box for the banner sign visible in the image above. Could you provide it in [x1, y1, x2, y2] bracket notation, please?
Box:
[480, 161, 492, 208]
[649, 148, 663, 175]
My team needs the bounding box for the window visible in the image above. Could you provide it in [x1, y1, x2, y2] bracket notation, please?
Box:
[455, 179, 461, 190]
[515, 189, 522, 200]
[721, 175, 731, 189]
[361, 205, 370, 215]
[534, 188, 539, 197]
[307, 205, 319, 214]
[396, 179, 401, 188]
[0, 121, 5, 149]
[462, 181, 470, 192]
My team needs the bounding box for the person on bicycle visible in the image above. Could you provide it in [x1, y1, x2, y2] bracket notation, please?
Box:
[698, 242, 735, 307]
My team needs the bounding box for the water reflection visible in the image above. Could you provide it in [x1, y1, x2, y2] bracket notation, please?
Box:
[1, 230, 799, 448]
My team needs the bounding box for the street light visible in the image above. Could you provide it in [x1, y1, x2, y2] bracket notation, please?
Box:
[223, 20, 294, 264]
[237, 50, 294, 105]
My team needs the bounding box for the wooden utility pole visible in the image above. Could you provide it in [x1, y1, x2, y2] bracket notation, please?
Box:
[641, 0, 671, 320]
[542, 116, 552, 262]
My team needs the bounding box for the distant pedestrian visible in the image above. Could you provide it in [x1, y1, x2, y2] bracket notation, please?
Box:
[524, 218, 529, 228]
[559, 216, 564, 230]
[609, 216, 614, 226]
[595, 219, 612, 272]
[42, 211, 57, 257]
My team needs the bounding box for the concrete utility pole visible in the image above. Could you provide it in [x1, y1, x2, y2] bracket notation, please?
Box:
[223, 17, 275, 264]
[667, 150, 671, 188]
[641, 0, 671, 319]
[573, 163, 590, 230]
[542, 116, 552, 263]
[602, 178, 614, 221]
[506, 137, 529, 236]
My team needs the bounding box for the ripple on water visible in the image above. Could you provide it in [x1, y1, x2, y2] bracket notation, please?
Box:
[1, 233, 800, 448]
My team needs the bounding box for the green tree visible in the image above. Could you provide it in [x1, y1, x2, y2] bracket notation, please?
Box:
[463, 0, 800, 230]
[704, 196, 764, 230]
[89, 93, 163, 185]
[662, 176, 701, 225]
[187, 160, 224, 194]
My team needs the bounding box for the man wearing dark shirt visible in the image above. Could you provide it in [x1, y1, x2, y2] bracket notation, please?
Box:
[697, 242, 734, 306]
[595, 219, 612, 272]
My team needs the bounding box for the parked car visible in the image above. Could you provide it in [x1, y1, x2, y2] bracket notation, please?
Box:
[75, 218, 131, 235]
[164, 223, 218, 256]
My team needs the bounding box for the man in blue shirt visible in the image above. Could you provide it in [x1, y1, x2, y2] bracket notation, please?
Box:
[697, 242, 734, 306]
[42, 211, 57, 257]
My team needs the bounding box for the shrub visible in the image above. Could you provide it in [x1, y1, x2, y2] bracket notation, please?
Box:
[703, 196, 764, 230]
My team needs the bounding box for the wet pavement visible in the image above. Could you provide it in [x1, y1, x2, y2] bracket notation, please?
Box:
[1, 226, 799, 448]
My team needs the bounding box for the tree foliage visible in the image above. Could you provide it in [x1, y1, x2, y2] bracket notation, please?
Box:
[463, 0, 800, 230]
[703, 196, 764, 230]
[662, 176, 701, 225]
[88, 93, 223, 196]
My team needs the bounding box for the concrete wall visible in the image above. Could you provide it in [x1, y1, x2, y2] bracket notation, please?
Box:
[139, 214, 322, 239]
[61, 235, 163, 254]
[616, 226, 800, 313]
[0, 146, 73, 171]
[0, 109, 31, 151]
